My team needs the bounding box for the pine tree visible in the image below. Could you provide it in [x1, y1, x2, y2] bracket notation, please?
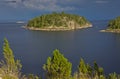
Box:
[94, 61, 104, 77]
[43, 49, 72, 79]
[78, 58, 88, 74]
[78, 58, 90, 79]
[0, 38, 22, 79]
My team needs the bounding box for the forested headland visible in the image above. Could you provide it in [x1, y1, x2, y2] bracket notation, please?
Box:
[0, 39, 119, 79]
[101, 16, 120, 33]
[26, 12, 92, 31]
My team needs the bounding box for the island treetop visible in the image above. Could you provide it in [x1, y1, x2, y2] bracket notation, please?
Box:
[100, 16, 120, 33]
[107, 16, 120, 29]
[26, 12, 92, 31]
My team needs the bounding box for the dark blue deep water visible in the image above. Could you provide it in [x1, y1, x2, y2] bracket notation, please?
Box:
[0, 20, 120, 76]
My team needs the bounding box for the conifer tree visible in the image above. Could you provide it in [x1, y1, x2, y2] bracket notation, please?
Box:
[78, 58, 88, 74]
[43, 49, 72, 79]
[94, 61, 104, 77]
[0, 38, 22, 79]
[77, 58, 91, 79]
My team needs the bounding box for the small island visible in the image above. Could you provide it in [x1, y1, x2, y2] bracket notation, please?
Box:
[25, 12, 92, 31]
[100, 16, 120, 33]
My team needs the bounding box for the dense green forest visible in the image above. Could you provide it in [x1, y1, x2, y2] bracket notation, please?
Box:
[0, 39, 120, 79]
[108, 16, 120, 29]
[27, 12, 91, 30]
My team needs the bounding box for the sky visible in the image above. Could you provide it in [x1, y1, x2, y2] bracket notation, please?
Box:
[0, 0, 120, 21]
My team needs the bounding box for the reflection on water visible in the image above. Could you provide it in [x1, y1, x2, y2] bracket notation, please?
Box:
[0, 21, 120, 76]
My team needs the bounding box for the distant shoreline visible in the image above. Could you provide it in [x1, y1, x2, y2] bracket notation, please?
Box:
[22, 24, 92, 31]
[100, 29, 120, 33]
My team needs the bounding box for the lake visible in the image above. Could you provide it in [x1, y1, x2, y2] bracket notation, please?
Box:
[0, 20, 120, 76]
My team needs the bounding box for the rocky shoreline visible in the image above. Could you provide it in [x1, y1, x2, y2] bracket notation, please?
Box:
[23, 24, 92, 31]
[100, 29, 120, 33]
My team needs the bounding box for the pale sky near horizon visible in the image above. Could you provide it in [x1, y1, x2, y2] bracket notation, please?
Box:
[0, 0, 120, 21]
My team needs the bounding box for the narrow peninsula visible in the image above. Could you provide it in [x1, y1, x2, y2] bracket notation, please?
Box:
[101, 16, 120, 33]
[25, 12, 92, 31]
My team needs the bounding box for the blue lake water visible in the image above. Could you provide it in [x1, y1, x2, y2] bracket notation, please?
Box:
[0, 20, 120, 76]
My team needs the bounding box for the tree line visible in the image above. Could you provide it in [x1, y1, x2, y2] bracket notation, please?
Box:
[27, 12, 91, 28]
[108, 16, 120, 29]
[0, 39, 119, 79]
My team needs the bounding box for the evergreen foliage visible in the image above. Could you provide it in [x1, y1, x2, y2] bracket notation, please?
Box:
[27, 74, 41, 79]
[94, 61, 104, 77]
[0, 38, 22, 79]
[74, 59, 105, 79]
[43, 49, 72, 79]
[108, 72, 118, 79]
[0, 39, 120, 79]
[108, 16, 120, 29]
[27, 12, 91, 28]
[78, 58, 88, 74]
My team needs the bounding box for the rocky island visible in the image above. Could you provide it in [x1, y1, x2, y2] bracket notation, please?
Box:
[101, 16, 120, 33]
[25, 12, 92, 31]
